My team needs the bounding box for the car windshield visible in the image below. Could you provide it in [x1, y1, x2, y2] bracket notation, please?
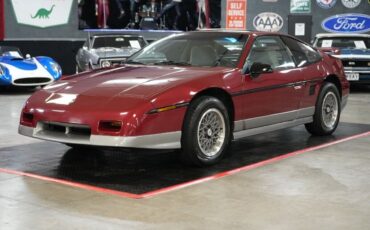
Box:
[92, 36, 145, 49]
[316, 37, 370, 49]
[0, 47, 23, 58]
[127, 32, 248, 67]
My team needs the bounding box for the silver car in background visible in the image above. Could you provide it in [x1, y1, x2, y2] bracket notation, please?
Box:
[76, 34, 147, 72]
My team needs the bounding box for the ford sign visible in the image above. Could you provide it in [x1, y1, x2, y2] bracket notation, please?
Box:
[253, 12, 283, 32]
[321, 14, 370, 33]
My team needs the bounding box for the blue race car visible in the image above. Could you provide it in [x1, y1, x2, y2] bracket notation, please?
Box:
[0, 46, 62, 87]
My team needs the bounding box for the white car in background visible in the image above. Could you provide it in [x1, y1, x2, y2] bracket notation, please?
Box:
[312, 33, 370, 84]
[76, 34, 147, 72]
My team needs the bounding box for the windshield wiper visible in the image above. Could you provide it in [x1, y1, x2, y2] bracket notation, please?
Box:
[152, 60, 191, 66]
[125, 60, 145, 65]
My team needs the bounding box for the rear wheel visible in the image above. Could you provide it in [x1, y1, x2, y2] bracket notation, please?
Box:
[181, 96, 231, 166]
[305, 82, 341, 136]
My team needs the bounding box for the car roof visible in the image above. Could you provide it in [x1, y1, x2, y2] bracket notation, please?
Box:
[187, 29, 292, 37]
[315, 33, 370, 38]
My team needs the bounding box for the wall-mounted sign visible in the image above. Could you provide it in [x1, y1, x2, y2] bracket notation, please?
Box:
[316, 0, 337, 9]
[321, 14, 370, 33]
[226, 0, 247, 30]
[341, 0, 362, 8]
[290, 0, 311, 13]
[11, 0, 73, 28]
[295, 23, 305, 36]
[253, 12, 283, 32]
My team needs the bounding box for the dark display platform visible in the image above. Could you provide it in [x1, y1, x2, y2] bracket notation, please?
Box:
[1, 122, 369, 198]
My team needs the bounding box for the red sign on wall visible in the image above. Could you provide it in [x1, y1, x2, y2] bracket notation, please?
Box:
[226, 0, 247, 30]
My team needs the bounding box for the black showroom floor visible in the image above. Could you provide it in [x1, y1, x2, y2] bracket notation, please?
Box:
[0, 86, 370, 229]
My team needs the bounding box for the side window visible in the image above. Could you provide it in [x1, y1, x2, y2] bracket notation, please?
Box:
[299, 42, 321, 63]
[281, 36, 321, 67]
[245, 36, 295, 71]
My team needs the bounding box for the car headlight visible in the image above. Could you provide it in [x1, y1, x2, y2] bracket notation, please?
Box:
[50, 62, 62, 75]
[101, 60, 111, 68]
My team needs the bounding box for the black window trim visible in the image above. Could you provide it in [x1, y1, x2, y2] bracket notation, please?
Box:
[280, 35, 323, 68]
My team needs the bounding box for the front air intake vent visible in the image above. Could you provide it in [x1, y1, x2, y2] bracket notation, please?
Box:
[14, 78, 51, 84]
[36, 122, 91, 141]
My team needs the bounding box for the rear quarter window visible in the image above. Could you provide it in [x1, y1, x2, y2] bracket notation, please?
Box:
[281, 36, 321, 67]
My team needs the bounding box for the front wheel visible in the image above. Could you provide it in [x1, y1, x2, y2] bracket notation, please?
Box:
[181, 96, 231, 166]
[305, 82, 341, 136]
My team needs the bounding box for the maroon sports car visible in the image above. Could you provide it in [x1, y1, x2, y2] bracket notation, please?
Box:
[19, 31, 349, 166]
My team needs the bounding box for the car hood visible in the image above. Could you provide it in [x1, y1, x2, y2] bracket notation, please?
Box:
[333, 48, 370, 59]
[40, 65, 228, 111]
[0, 56, 37, 70]
[90, 47, 139, 58]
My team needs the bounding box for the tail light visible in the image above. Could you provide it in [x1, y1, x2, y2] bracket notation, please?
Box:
[98, 120, 122, 133]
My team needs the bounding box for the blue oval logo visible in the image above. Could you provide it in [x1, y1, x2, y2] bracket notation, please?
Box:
[322, 14, 370, 33]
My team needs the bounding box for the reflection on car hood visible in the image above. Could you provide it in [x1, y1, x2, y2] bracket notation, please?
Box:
[34, 65, 227, 112]
[45, 65, 226, 99]
[90, 47, 139, 58]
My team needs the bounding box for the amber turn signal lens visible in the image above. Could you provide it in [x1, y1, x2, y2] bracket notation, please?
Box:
[157, 105, 177, 112]
[98, 120, 122, 132]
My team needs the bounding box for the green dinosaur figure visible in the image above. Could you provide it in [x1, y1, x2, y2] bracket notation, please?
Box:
[31, 5, 55, 19]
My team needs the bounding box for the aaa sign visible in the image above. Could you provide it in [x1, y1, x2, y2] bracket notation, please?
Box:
[226, 0, 247, 30]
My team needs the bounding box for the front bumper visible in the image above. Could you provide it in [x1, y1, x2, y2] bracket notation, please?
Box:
[18, 124, 181, 149]
[344, 67, 370, 84]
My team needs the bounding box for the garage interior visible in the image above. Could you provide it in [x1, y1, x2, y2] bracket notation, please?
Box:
[1, 0, 370, 229]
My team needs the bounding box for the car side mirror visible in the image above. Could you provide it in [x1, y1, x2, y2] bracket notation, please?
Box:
[25, 54, 31, 59]
[249, 62, 273, 78]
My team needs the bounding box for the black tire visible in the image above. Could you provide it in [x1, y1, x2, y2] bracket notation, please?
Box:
[305, 82, 341, 136]
[181, 96, 231, 166]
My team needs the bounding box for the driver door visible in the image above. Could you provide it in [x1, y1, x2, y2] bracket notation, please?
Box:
[239, 36, 305, 129]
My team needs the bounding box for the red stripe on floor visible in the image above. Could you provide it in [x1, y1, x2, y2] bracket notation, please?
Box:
[139, 131, 370, 198]
[1, 131, 369, 199]
[0, 167, 141, 199]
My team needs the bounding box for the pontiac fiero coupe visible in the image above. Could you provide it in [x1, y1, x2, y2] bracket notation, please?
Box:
[19, 31, 349, 166]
